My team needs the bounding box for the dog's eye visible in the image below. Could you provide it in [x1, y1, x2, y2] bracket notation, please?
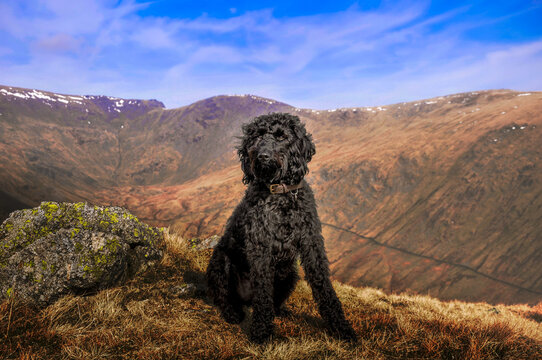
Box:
[274, 131, 287, 141]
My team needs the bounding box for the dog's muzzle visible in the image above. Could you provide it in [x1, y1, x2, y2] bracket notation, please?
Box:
[250, 147, 283, 181]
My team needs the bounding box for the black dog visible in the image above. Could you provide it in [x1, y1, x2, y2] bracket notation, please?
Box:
[206, 113, 357, 343]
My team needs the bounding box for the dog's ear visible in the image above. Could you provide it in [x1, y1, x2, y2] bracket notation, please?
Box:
[238, 124, 255, 184]
[299, 130, 316, 163]
[290, 117, 316, 163]
[287, 117, 316, 183]
[238, 145, 254, 184]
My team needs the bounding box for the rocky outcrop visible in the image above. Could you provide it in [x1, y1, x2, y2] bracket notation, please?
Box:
[0, 202, 163, 306]
[190, 235, 220, 250]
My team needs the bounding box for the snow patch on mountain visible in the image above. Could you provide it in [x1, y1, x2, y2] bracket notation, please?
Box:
[229, 94, 277, 105]
[0, 88, 86, 107]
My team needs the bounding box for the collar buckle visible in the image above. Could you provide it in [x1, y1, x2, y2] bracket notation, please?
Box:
[269, 184, 286, 194]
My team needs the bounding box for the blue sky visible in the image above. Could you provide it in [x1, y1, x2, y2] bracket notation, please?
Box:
[0, 0, 541, 109]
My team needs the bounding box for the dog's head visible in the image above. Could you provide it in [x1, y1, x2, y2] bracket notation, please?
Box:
[238, 113, 315, 185]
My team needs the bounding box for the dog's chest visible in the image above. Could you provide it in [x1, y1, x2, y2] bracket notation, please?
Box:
[254, 194, 307, 257]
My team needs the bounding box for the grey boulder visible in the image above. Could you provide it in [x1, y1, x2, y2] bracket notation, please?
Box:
[0, 201, 163, 306]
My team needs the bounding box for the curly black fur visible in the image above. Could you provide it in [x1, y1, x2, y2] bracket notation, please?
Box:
[206, 113, 357, 343]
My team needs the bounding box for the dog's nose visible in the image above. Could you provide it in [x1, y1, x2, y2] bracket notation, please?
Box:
[257, 152, 271, 162]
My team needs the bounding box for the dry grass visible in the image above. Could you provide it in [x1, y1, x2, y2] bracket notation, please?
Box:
[1, 228, 541, 359]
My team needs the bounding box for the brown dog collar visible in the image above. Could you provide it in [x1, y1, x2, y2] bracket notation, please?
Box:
[269, 182, 303, 194]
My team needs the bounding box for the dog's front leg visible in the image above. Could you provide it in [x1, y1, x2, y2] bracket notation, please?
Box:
[299, 232, 357, 342]
[246, 243, 275, 343]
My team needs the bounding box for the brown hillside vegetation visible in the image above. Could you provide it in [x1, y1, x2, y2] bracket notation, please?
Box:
[1, 229, 541, 360]
[1, 85, 541, 305]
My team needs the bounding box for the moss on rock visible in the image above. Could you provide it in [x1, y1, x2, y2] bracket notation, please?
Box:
[0, 201, 164, 306]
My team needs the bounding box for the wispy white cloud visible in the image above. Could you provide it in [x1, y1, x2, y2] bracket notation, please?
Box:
[308, 40, 542, 108]
[33, 33, 82, 53]
[0, 0, 540, 108]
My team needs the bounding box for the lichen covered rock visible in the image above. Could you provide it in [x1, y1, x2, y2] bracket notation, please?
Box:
[193, 235, 220, 250]
[0, 202, 163, 306]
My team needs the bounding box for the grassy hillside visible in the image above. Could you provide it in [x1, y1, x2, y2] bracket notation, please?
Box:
[1, 229, 540, 360]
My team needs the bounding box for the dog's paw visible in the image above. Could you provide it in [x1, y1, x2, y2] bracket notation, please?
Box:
[328, 319, 358, 343]
[249, 323, 274, 344]
[222, 308, 245, 324]
[249, 330, 273, 344]
[337, 325, 358, 343]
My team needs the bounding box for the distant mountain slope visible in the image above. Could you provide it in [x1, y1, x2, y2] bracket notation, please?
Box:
[1, 85, 541, 305]
[0, 85, 165, 208]
[0, 85, 291, 205]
